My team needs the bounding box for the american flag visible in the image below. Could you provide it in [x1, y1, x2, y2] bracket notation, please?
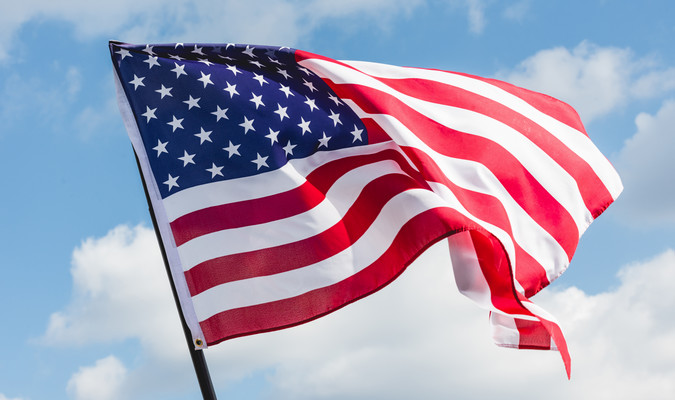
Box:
[110, 41, 622, 377]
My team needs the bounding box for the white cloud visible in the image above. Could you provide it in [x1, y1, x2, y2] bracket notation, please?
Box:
[502, 0, 531, 22]
[498, 41, 675, 122]
[614, 99, 675, 224]
[443, 0, 487, 34]
[0, 0, 426, 62]
[42, 224, 184, 355]
[0, 394, 25, 400]
[47, 224, 675, 399]
[66, 355, 128, 400]
[464, 0, 487, 34]
[0, 65, 82, 132]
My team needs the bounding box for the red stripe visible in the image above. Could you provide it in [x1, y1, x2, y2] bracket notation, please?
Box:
[185, 140, 558, 298]
[401, 146, 553, 296]
[361, 117, 392, 143]
[373, 75, 613, 216]
[325, 79, 580, 260]
[449, 70, 588, 137]
[469, 230, 571, 377]
[199, 207, 477, 344]
[171, 147, 424, 246]
[296, 49, 585, 136]
[185, 172, 428, 296]
[514, 318, 552, 349]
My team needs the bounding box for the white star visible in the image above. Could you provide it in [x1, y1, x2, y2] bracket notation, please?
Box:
[211, 105, 229, 121]
[224, 82, 239, 98]
[328, 110, 342, 127]
[164, 174, 179, 191]
[279, 84, 294, 98]
[226, 65, 240, 75]
[116, 48, 132, 60]
[251, 153, 268, 170]
[328, 93, 343, 106]
[198, 58, 214, 67]
[206, 163, 224, 178]
[351, 125, 364, 142]
[318, 132, 331, 148]
[250, 93, 265, 109]
[171, 63, 187, 78]
[141, 106, 157, 122]
[223, 141, 240, 158]
[129, 74, 145, 90]
[252, 73, 268, 86]
[268, 57, 282, 65]
[243, 45, 256, 58]
[144, 55, 160, 69]
[169, 54, 185, 61]
[183, 95, 201, 109]
[155, 85, 173, 99]
[298, 117, 311, 135]
[143, 44, 155, 55]
[178, 150, 196, 166]
[274, 104, 289, 121]
[249, 60, 264, 68]
[239, 116, 255, 134]
[167, 115, 184, 132]
[283, 141, 296, 156]
[197, 71, 213, 88]
[302, 79, 317, 92]
[194, 127, 213, 144]
[153, 139, 168, 156]
[277, 68, 290, 79]
[297, 66, 311, 75]
[265, 128, 280, 145]
[192, 45, 205, 56]
[304, 96, 318, 111]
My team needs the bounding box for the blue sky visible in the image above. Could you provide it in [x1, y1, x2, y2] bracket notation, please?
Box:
[2, 1, 675, 399]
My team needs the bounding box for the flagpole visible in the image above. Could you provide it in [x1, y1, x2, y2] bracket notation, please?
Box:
[134, 151, 218, 400]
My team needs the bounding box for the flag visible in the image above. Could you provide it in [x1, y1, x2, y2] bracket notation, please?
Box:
[110, 41, 622, 377]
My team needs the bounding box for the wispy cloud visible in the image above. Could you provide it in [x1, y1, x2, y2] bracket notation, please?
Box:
[0, 0, 427, 62]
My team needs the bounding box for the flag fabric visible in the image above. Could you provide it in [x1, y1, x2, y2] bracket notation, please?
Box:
[110, 41, 622, 377]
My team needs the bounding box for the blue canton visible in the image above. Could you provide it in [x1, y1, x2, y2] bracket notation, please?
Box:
[111, 42, 368, 198]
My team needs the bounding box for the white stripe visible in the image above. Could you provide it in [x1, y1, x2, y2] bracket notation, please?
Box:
[300, 57, 593, 236]
[192, 172, 536, 321]
[163, 141, 399, 221]
[347, 101, 569, 282]
[490, 313, 522, 347]
[447, 231, 493, 309]
[191, 188, 448, 320]
[191, 171, 529, 321]
[177, 155, 412, 271]
[341, 59, 623, 201]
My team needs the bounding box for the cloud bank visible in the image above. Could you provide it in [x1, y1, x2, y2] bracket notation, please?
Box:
[44, 225, 675, 399]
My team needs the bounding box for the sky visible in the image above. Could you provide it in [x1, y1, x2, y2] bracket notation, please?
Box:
[1, 0, 675, 399]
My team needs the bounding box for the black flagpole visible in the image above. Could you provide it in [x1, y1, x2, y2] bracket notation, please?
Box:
[134, 151, 218, 400]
